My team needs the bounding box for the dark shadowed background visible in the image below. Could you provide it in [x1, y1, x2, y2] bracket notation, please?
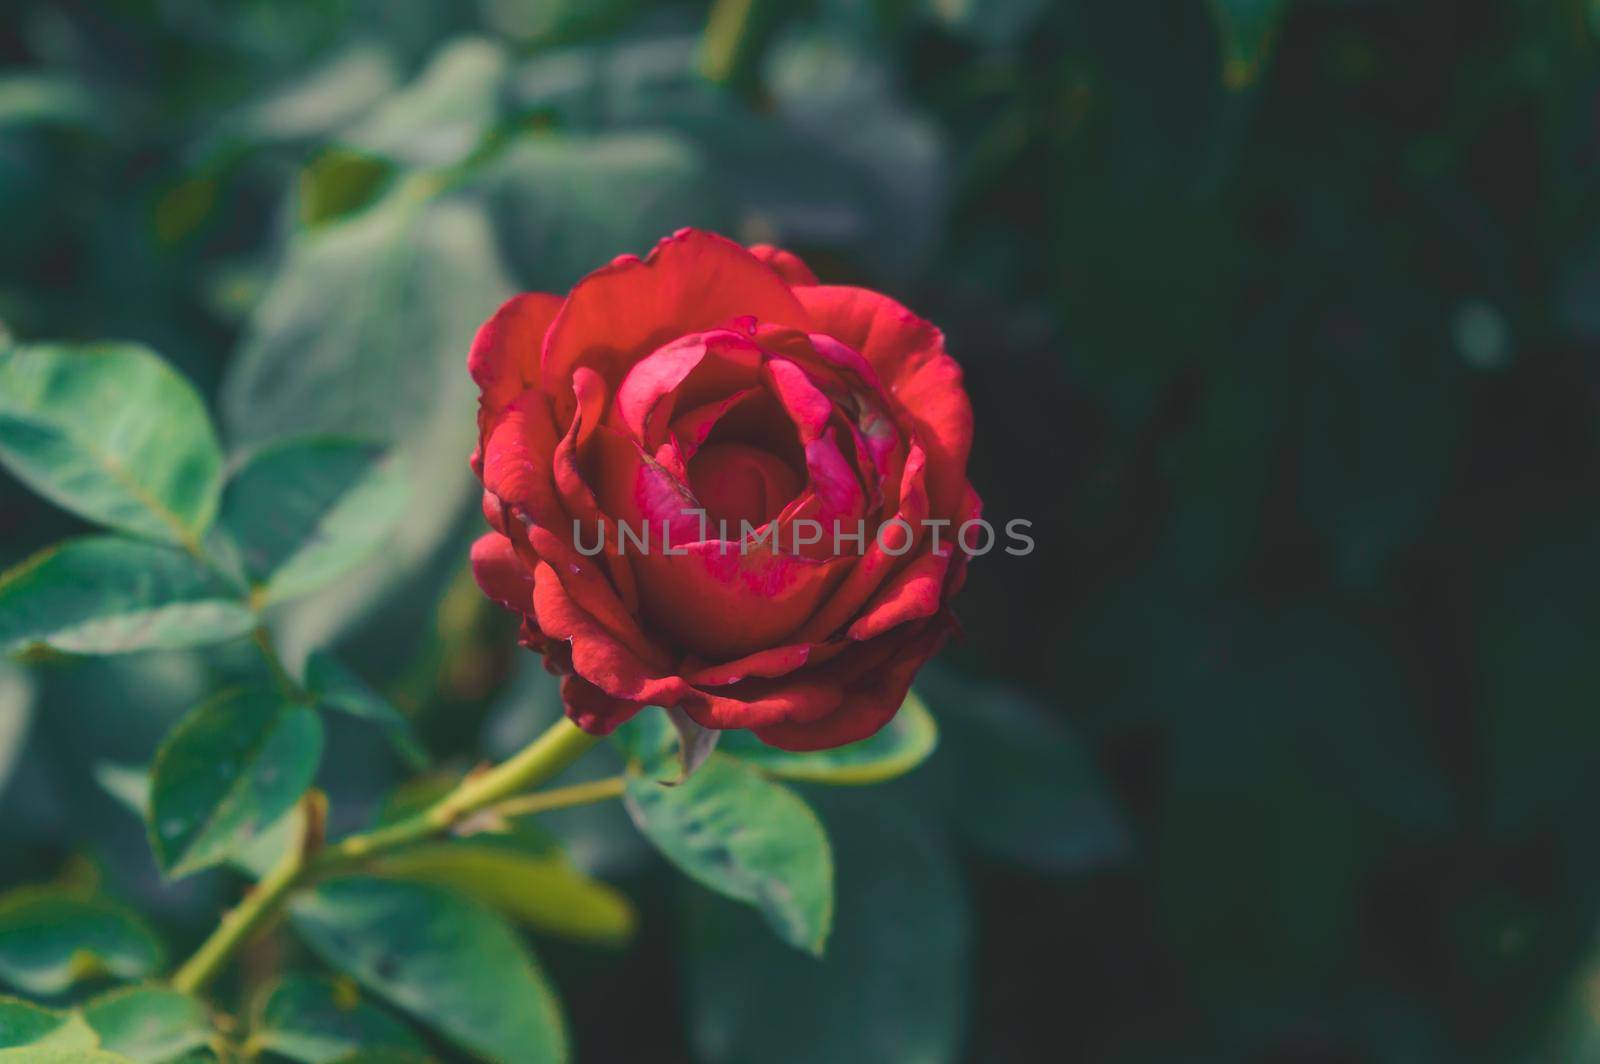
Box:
[4, 0, 1600, 1060]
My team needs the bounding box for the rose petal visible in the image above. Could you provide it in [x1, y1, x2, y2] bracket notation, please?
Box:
[791, 443, 931, 643]
[533, 562, 688, 705]
[845, 548, 951, 641]
[679, 676, 842, 730]
[480, 390, 567, 525]
[615, 330, 763, 448]
[561, 674, 644, 735]
[471, 533, 536, 616]
[682, 643, 813, 686]
[796, 286, 974, 522]
[469, 292, 563, 417]
[748, 243, 819, 286]
[750, 621, 947, 751]
[669, 387, 761, 462]
[542, 230, 810, 417]
[630, 537, 850, 662]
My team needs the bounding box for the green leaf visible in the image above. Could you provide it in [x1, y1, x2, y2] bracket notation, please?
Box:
[148, 688, 324, 877]
[248, 975, 424, 1064]
[289, 877, 567, 1064]
[717, 690, 938, 786]
[373, 840, 635, 945]
[340, 38, 506, 169]
[82, 987, 209, 1064]
[91, 764, 304, 881]
[0, 538, 254, 656]
[624, 754, 833, 955]
[0, 996, 97, 1050]
[683, 794, 969, 1064]
[0, 343, 222, 544]
[233, 45, 399, 146]
[219, 438, 409, 606]
[919, 668, 1131, 873]
[220, 186, 513, 644]
[303, 653, 426, 769]
[0, 890, 164, 997]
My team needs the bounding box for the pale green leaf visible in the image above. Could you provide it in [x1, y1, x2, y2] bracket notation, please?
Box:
[219, 438, 408, 606]
[373, 843, 634, 944]
[0, 344, 222, 544]
[0, 538, 253, 656]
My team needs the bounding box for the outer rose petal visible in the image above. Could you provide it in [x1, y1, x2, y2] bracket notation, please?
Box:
[679, 677, 842, 730]
[469, 292, 563, 417]
[795, 285, 974, 523]
[542, 229, 811, 416]
[682, 643, 812, 686]
[532, 562, 688, 706]
[748, 243, 819, 286]
[750, 621, 947, 751]
[845, 548, 951, 641]
[480, 391, 565, 525]
[561, 674, 644, 734]
[846, 484, 982, 641]
[471, 533, 535, 616]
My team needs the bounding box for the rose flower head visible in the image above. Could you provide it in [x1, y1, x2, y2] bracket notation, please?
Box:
[468, 229, 979, 751]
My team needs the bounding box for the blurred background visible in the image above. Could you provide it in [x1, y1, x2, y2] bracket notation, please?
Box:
[3, 0, 1600, 1060]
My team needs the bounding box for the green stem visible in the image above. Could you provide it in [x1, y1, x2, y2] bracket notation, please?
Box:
[485, 775, 624, 820]
[170, 827, 305, 995]
[168, 717, 603, 995]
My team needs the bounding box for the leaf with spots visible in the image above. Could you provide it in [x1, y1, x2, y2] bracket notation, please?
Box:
[288, 877, 567, 1064]
[624, 754, 833, 955]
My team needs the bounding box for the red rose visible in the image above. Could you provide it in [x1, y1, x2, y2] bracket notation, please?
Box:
[468, 229, 979, 751]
